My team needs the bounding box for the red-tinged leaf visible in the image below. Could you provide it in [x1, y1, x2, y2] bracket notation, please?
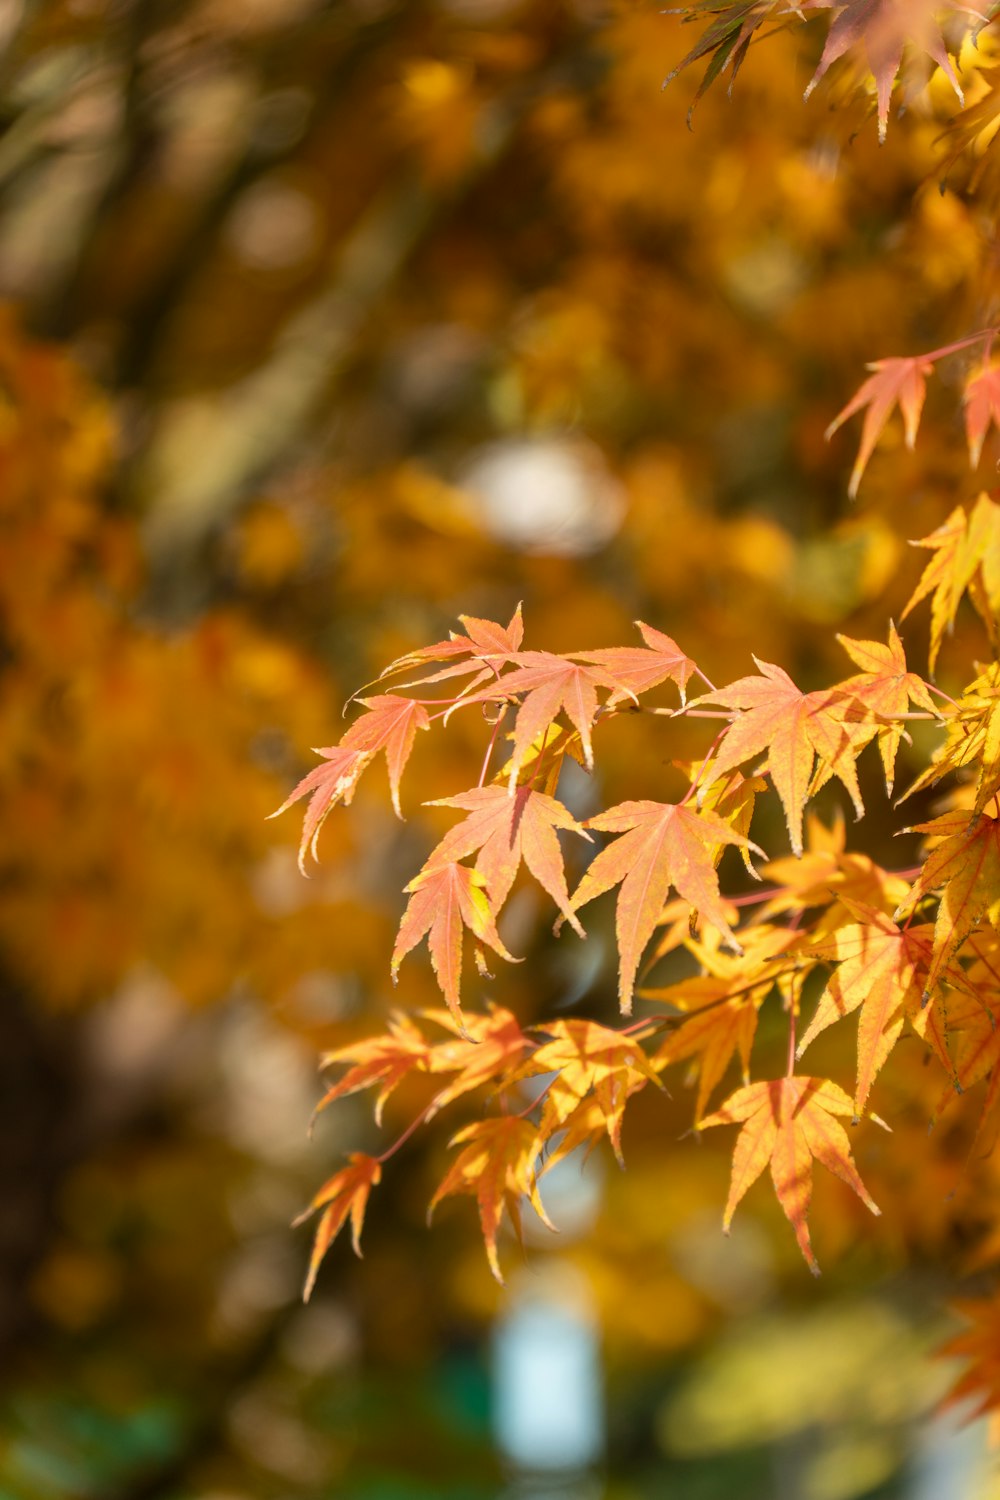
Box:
[429, 1116, 552, 1281]
[965, 364, 1000, 468]
[296, 1153, 382, 1300]
[796, 904, 944, 1113]
[834, 623, 938, 793]
[895, 811, 1000, 998]
[573, 622, 698, 706]
[422, 784, 591, 934]
[570, 801, 762, 1014]
[902, 494, 1000, 671]
[825, 355, 934, 497]
[421, 1005, 531, 1113]
[451, 652, 628, 785]
[695, 658, 868, 856]
[804, 0, 963, 143]
[374, 604, 524, 690]
[273, 694, 431, 867]
[271, 745, 371, 872]
[317, 1013, 431, 1126]
[350, 696, 433, 818]
[699, 1076, 880, 1274]
[391, 861, 518, 1030]
[520, 1019, 662, 1164]
[665, 3, 791, 115]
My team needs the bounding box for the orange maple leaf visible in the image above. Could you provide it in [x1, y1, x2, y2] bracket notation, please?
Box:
[940, 1296, 1000, 1439]
[652, 982, 766, 1122]
[422, 1004, 531, 1114]
[573, 621, 699, 705]
[570, 800, 762, 1014]
[429, 1115, 553, 1281]
[520, 1019, 662, 1164]
[834, 623, 937, 793]
[373, 604, 523, 691]
[965, 364, 1000, 468]
[696, 658, 867, 856]
[759, 810, 912, 920]
[699, 1076, 881, 1274]
[296, 1153, 382, 1300]
[422, 784, 591, 934]
[273, 694, 431, 868]
[452, 651, 631, 785]
[825, 355, 934, 498]
[926, 982, 1000, 1136]
[391, 860, 518, 1030]
[895, 811, 1000, 999]
[797, 903, 952, 1114]
[316, 1012, 432, 1126]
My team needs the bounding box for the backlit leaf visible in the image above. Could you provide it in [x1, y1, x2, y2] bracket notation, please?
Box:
[699, 1076, 881, 1273]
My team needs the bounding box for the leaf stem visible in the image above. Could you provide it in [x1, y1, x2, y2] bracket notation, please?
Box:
[923, 327, 999, 363]
[375, 1096, 441, 1164]
[477, 711, 505, 788]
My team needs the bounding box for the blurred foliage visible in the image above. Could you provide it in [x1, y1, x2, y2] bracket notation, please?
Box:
[1, 0, 1000, 1495]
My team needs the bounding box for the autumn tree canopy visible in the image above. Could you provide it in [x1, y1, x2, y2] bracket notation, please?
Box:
[4, 0, 1000, 1495]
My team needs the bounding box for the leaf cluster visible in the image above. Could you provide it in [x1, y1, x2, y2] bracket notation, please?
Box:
[279, 515, 1000, 1287]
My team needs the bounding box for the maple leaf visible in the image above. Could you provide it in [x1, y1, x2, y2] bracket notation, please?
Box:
[573, 622, 699, 706]
[429, 1116, 553, 1281]
[695, 658, 868, 856]
[538, 1095, 620, 1168]
[939, 1296, 1000, 1438]
[895, 811, 1000, 997]
[422, 784, 591, 935]
[570, 800, 762, 1013]
[804, 0, 964, 143]
[373, 604, 523, 692]
[422, 1004, 531, 1114]
[759, 810, 912, 920]
[796, 903, 951, 1113]
[902, 493, 1000, 672]
[825, 356, 935, 497]
[926, 982, 1000, 1134]
[900, 662, 1000, 814]
[674, 760, 768, 880]
[273, 694, 431, 869]
[296, 1153, 382, 1300]
[316, 1012, 432, 1126]
[643, 925, 804, 1117]
[652, 983, 766, 1122]
[699, 1076, 881, 1273]
[964, 363, 1000, 468]
[936, 65, 1000, 192]
[392, 861, 518, 1030]
[834, 623, 938, 793]
[451, 651, 630, 786]
[518, 1019, 662, 1164]
[496, 721, 587, 798]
